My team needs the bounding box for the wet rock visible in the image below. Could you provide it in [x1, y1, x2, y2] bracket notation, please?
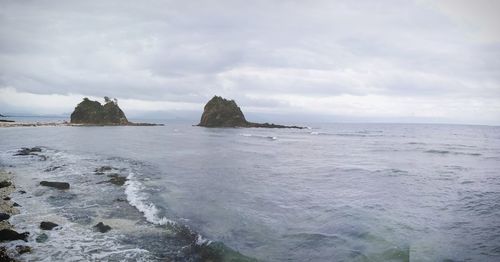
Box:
[0, 246, 15, 262]
[0, 213, 10, 221]
[0, 229, 29, 242]
[18, 190, 26, 194]
[3, 197, 10, 201]
[15, 245, 31, 254]
[115, 198, 127, 202]
[40, 181, 70, 190]
[95, 166, 113, 172]
[107, 174, 127, 186]
[93, 222, 111, 233]
[0, 180, 12, 188]
[40, 221, 59, 230]
[36, 233, 48, 243]
[44, 166, 62, 172]
[12, 203, 20, 207]
[14, 147, 41, 156]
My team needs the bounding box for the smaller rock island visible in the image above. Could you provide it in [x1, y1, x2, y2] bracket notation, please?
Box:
[198, 96, 304, 129]
[70, 97, 161, 126]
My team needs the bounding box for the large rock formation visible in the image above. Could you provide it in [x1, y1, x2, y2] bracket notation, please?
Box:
[70, 97, 128, 125]
[198, 96, 303, 129]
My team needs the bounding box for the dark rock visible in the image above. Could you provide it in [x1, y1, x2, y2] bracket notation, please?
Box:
[15, 245, 31, 254]
[0, 229, 29, 242]
[44, 166, 62, 172]
[94, 166, 113, 173]
[197, 96, 304, 129]
[3, 197, 10, 201]
[93, 222, 111, 233]
[12, 203, 20, 207]
[0, 246, 16, 262]
[40, 221, 59, 230]
[40, 181, 70, 190]
[0, 180, 12, 188]
[0, 213, 10, 221]
[115, 198, 126, 202]
[70, 97, 128, 125]
[107, 174, 127, 186]
[18, 190, 26, 194]
[14, 147, 41, 156]
[198, 96, 247, 127]
[35, 233, 48, 243]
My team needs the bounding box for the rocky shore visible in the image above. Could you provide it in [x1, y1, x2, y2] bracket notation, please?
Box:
[0, 147, 256, 261]
[0, 170, 23, 261]
[0, 121, 163, 128]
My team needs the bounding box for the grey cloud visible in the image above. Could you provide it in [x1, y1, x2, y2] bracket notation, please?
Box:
[0, 0, 499, 123]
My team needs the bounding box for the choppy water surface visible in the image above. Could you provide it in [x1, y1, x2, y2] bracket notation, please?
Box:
[1, 123, 499, 261]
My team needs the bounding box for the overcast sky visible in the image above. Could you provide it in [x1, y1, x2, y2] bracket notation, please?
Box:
[1, 0, 499, 124]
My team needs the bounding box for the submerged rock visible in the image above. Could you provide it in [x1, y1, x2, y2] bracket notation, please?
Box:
[198, 96, 304, 129]
[35, 233, 48, 243]
[107, 174, 127, 186]
[0, 229, 29, 242]
[14, 147, 42, 156]
[40, 181, 70, 190]
[15, 245, 31, 254]
[40, 221, 59, 230]
[93, 222, 111, 233]
[70, 97, 128, 125]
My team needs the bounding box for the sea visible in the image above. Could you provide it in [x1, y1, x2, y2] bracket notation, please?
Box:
[0, 120, 499, 261]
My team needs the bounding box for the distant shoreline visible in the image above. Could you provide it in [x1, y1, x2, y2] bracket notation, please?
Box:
[0, 121, 164, 128]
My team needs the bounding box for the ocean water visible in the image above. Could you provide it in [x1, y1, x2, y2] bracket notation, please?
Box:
[0, 123, 499, 261]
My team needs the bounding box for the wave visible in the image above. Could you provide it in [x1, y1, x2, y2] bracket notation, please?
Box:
[124, 172, 173, 226]
[239, 133, 277, 140]
[425, 149, 482, 156]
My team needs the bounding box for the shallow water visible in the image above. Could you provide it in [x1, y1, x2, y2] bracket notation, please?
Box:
[1, 123, 499, 261]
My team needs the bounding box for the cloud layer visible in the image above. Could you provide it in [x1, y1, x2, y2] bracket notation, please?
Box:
[1, 0, 499, 124]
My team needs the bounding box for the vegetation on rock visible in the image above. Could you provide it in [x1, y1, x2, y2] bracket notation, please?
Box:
[198, 96, 304, 129]
[70, 97, 128, 125]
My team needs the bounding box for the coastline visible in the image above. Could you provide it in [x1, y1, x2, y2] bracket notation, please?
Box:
[0, 169, 21, 261]
[0, 148, 256, 261]
[0, 121, 164, 128]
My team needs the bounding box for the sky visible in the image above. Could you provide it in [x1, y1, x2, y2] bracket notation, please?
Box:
[0, 0, 499, 125]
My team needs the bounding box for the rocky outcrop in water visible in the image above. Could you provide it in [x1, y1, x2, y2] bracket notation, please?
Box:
[0, 229, 29, 242]
[40, 221, 58, 230]
[40, 181, 70, 190]
[94, 222, 111, 233]
[197, 96, 304, 129]
[70, 97, 128, 125]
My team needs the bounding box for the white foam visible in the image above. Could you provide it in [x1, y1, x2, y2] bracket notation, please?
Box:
[311, 132, 319, 135]
[124, 172, 174, 226]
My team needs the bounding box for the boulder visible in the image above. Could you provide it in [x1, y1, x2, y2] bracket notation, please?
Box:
[0, 213, 10, 221]
[15, 245, 31, 254]
[0, 229, 29, 242]
[93, 222, 111, 233]
[40, 221, 59, 230]
[197, 96, 304, 129]
[70, 97, 128, 125]
[40, 181, 70, 190]
[0, 180, 11, 188]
